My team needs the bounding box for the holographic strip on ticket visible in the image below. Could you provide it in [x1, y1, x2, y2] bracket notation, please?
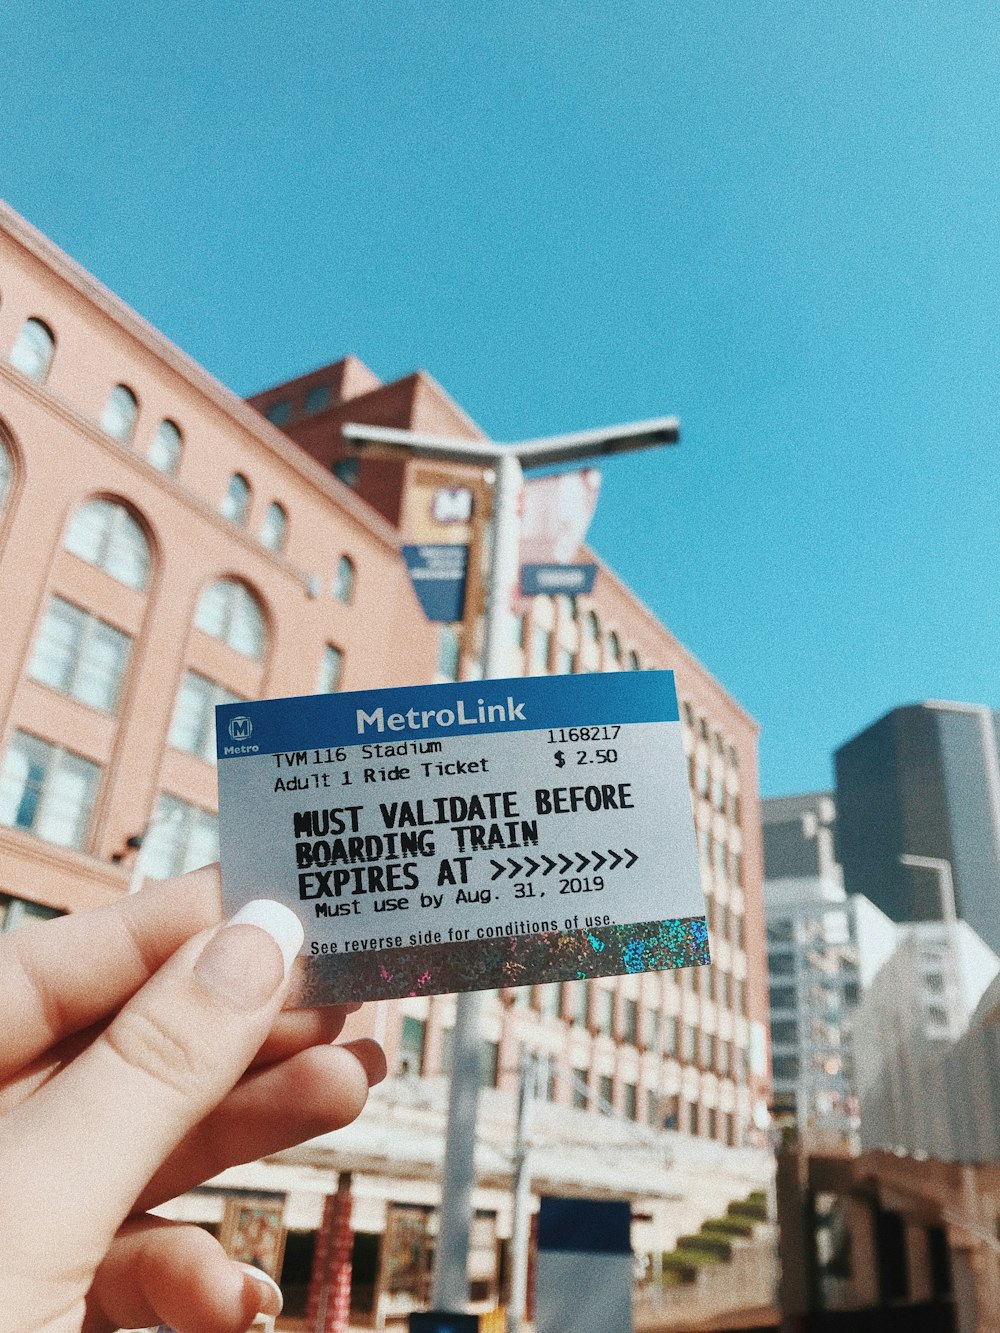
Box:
[216, 672, 709, 1004]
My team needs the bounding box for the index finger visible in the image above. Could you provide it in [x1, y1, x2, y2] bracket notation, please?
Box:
[0, 865, 221, 1080]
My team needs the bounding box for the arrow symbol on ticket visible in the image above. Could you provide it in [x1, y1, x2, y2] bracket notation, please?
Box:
[490, 860, 506, 880]
[576, 852, 590, 871]
[607, 849, 623, 870]
[591, 850, 607, 870]
[541, 855, 558, 875]
[523, 856, 540, 876]
[623, 847, 639, 868]
[558, 853, 574, 874]
[507, 858, 523, 878]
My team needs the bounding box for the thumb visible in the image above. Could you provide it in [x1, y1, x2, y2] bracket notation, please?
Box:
[0, 900, 303, 1277]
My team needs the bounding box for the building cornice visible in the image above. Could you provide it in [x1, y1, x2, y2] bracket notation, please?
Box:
[0, 200, 403, 555]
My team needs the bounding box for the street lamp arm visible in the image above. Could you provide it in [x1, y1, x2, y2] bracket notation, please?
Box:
[341, 423, 504, 466]
[512, 415, 680, 467]
[342, 415, 681, 470]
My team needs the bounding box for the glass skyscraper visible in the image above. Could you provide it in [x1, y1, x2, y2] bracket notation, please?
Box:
[834, 702, 1000, 956]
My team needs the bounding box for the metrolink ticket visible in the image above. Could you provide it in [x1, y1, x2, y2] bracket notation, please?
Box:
[216, 672, 709, 1004]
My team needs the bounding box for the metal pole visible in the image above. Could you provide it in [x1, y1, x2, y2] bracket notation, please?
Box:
[507, 1048, 537, 1333]
[431, 449, 524, 1312]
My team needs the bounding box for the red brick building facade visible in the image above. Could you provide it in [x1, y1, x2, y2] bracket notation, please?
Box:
[0, 201, 771, 1325]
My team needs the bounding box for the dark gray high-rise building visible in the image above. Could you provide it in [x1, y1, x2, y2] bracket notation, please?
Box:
[834, 701, 1000, 955]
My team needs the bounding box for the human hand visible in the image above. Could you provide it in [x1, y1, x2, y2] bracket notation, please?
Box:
[0, 865, 385, 1333]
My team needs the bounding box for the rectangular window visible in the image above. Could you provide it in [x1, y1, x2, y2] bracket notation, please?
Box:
[646, 1089, 659, 1126]
[768, 952, 795, 977]
[770, 984, 796, 1010]
[169, 671, 243, 764]
[481, 1041, 500, 1088]
[596, 988, 614, 1036]
[572, 1069, 589, 1109]
[688, 1102, 700, 1135]
[771, 1019, 799, 1046]
[571, 980, 589, 1027]
[555, 646, 574, 675]
[644, 1008, 660, 1052]
[532, 625, 552, 673]
[315, 644, 344, 693]
[29, 596, 131, 713]
[624, 998, 639, 1045]
[707, 1107, 718, 1139]
[598, 1074, 614, 1110]
[624, 1083, 638, 1121]
[682, 1024, 697, 1062]
[664, 1016, 679, 1057]
[772, 1053, 801, 1081]
[704, 1033, 717, 1070]
[0, 731, 100, 850]
[140, 794, 219, 880]
[0, 893, 63, 933]
[399, 1016, 426, 1075]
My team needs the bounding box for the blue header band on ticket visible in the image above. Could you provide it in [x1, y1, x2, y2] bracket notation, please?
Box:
[216, 670, 678, 760]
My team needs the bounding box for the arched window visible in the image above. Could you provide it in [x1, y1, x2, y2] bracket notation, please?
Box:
[65, 499, 151, 591]
[100, 384, 139, 443]
[9, 318, 55, 384]
[606, 631, 621, 668]
[628, 650, 641, 671]
[260, 501, 288, 552]
[221, 473, 251, 525]
[584, 611, 600, 645]
[333, 555, 356, 604]
[195, 579, 266, 659]
[148, 419, 183, 475]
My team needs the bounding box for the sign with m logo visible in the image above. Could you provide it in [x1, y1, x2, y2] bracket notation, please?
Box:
[228, 715, 253, 742]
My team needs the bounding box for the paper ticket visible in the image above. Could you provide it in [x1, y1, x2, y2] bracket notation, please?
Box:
[216, 671, 709, 1003]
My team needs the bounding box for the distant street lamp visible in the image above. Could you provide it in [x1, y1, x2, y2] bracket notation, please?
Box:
[899, 853, 963, 1037]
[343, 414, 680, 1316]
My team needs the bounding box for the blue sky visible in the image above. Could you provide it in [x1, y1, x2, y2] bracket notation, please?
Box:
[4, 0, 998, 796]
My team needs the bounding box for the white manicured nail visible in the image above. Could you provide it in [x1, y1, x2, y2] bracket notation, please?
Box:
[229, 900, 304, 975]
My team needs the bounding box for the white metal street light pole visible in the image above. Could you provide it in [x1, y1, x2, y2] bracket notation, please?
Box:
[899, 852, 962, 1035]
[342, 414, 679, 1314]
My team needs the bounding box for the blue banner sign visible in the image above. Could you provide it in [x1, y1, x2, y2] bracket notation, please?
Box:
[401, 543, 468, 622]
[521, 562, 597, 596]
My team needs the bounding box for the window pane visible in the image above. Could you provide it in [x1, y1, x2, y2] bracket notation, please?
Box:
[9, 318, 55, 383]
[72, 619, 131, 711]
[0, 444, 11, 509]
[149, 420, 182, 474]
[228, 585, 265, 658]
[305, 385, 331, 414]
[194, 580, 230, 639]
[168, 671, 240, 763]
[0, 733, 99, 850]
[0, 732, 48, 830]
[437, 627, 460, 682]
[333, 555, 355, 603]
[142, 795, 218, 879]
[196, 580, 266, 660]
[221, 474, 251, 524]
[316, 645, 343, 694]
[101, 385, 139, 443]
[65, 501, 150, 591]
[35, 750, 98, 847]
[260, 501, 287, 552]
[265, 400, 291, 425]
[29, 597, 83, 692]
[628, 650, 641, 670]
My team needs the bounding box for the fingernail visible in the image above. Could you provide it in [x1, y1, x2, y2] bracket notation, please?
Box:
[194, 900, 304, 1009]
[239, 1263, 284, 1315]
[344, 1037, 388, 1087]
